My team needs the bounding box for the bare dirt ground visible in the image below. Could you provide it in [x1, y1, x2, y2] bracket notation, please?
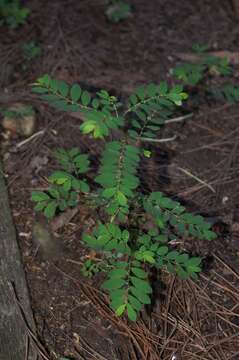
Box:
[1, 0, 239, 359]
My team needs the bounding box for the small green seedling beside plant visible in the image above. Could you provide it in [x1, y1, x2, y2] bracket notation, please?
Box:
[172, 44, 239, 102]
[0, 0, 29, 28]
[22, 41, 41, 62]
[32, 148, 89, 218]
[31, 73, 218, 321]
[105, 0, 132, 22]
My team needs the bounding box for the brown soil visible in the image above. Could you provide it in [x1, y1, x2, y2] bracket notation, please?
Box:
[1, 0, 239, 359]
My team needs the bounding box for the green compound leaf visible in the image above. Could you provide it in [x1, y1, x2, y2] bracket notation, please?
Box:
[33, 76, 125, 138]
[82, 223, 130, 254]
[127, 81, 187, 140]
[144, 192, 216, 241]
[95, 141, 140, 218]
[172, 63, 204, 86]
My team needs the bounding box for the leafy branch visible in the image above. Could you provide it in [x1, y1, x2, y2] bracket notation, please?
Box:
[125, 82, 188, 141]
[95, 140, 140, 220]
[31, 148, 90, 218]
[32, 74, 124, 138]
[31, 74, 217, 321]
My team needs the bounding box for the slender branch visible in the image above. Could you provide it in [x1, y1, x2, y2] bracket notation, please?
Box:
[165, 113, 193, 124]
[15, 130, 45, 148]
[140, 135, 177, 143]
[177, 167, 216, 193]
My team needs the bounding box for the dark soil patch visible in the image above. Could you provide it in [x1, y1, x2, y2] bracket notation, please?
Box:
[1, 0, 239, 359]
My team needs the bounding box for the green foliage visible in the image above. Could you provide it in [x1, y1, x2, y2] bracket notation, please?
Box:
[105, 1, 132, 22]
[192, 43, 209, 54]
[173, 63, 204, 86]
[171, 45, 239, 111]
[143, 192, 217, 241]
[127, 82, 188, 140]
[32, 74, 123, 138]
[203, 55, 232, 76]
[31, 148, 89, 218]
[0, 0, 29, 28]
[135, 233, 202, 280]
[81, 259, 108, 277]
[22, 41, 41, 61]
[219, 83, 239, 103]
[31, 74, 217, 321]
[102, 260, 151, 321]
[31, 188, 76, 219]
[53, 148, 90, 175]
[95, 141, 140, 220]
[83, 222, 131, 253]
[172, 50, 232, 86]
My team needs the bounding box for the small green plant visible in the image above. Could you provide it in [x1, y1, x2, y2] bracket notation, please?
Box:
[22, 41, 41, 61]
[31, 74, 216, 321]
[173, 56, 232, 86]
[220, 83, 239, 102]
[32, 148, 89, 218]
[172, 45, 232, 86]
[191, 43, 209, 54]
[105, 0, 132, 22]
[0, 0, 29, 28]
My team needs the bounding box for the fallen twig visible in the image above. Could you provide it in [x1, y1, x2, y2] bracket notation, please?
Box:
[16, 130, 45, 149]
[165, 113, 193, 124]
[176, 51, 239, 65]
[140, 134, 177, 143]
[177, 167, 216, 193]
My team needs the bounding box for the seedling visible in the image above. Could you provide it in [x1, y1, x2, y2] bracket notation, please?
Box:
[32, 148, 89, 218]
[191, 43, 209, 54]
[0, 0, 29, 28]
[31, 74, 217, 321]
[172, 56, 232, 86]
[105, 0, 132, 22]
[172, 43, 232, 87]
[22, 41, 41, 61]
[171, 45, 239, 105]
